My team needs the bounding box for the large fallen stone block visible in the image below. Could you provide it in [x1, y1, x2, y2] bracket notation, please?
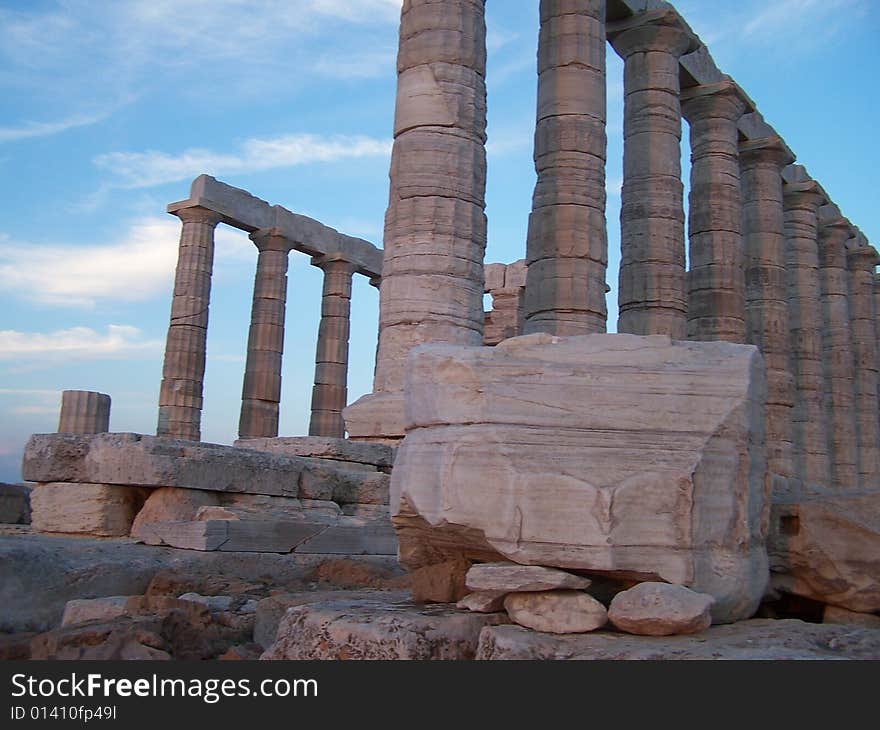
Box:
[31, 483, 148, 537]
[392, 333, 769, 623]
[261, 595, 509, 660]
[234, 436, 395, 471]
[768, 493, 880, 613]
[22, 432, 388, 504]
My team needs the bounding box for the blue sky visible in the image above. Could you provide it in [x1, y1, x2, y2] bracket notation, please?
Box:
[1, 0, 878, 482]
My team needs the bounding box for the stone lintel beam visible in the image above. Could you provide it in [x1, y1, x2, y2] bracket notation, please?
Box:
[680, 78, 754, 112]
[168, 175, 382, 279]
[608, 7, 700, 52]
[739, 134, 796, 166]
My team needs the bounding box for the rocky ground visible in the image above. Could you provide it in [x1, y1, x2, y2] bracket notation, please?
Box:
[2, 527, 879, 661]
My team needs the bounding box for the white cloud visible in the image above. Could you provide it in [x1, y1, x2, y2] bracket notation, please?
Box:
[0, 111, 110, 143]
[0, 217, 250, 307]
[94, 133, 392, 190]
[0, 325, 162, 361]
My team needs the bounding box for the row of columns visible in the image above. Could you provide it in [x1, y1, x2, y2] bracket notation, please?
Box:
[519, 3, 879, 492]
[157, 213, 363, 442]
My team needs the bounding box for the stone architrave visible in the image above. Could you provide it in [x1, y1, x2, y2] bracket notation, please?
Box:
[344, 0, 488, 440]
[782, 170, 830, 490]
[847, 240, 880, 488]
[239, 229, 294, 440]
[682, 81, 748, 343]
[157, 206, 222, 441]
[609, 10, 695, 339]
[739, 136, 795, 491]
[817, 207, 858, 491]
[310, 256, 357, 438]
[522, 0, 608, 336]
[58, 391, 111, 435]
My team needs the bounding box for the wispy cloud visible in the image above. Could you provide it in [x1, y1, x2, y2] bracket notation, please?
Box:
[0, 217, 250, 307]
[0, 111, 110, 143]
[0, 325, 162, 361]
[94, 133, 392, 190]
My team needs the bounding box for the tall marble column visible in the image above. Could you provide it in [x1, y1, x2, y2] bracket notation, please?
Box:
[309, 256, 357, 439]
[523, 0, 607, 336]
[817, 206, 858, 490]
[847, 239, 880, 488]
[783, 171, 830, 488]
[345, 0, 487, 440]
[157, 206, 222, 441]
[238, 229, 293, 440]
[682, 81, 748, 342]
[609, 10, 694, 339]
[740, 136, 795, 486]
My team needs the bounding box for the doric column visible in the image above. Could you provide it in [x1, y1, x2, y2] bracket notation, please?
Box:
[682, 81, 748, 342]
[847, 239, 880, 488]
[740, 136, 795, 486]
[59, 390, 111, 434]
[783, 171, 830, 488]
[345, 0, 487, 440]
[238, 229, 293, 440]
[817, 206, 858, 490]
[523, 0, 607, 336]
[309, 256, 357, 438]
[609, 10, 695, 339]
[157, 206, 222, 441]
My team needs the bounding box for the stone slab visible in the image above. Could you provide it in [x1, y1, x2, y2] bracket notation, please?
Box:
[475, 620, 880, 659]
[234, 436, 395, 470]
[22, 433, 388, 504]
[0, 529, 403, 633]
[261, 595, 509, 660]
[466, 562, 591, 593]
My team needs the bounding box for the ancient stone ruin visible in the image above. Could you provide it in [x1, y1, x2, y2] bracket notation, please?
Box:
[2, 0, 879, 660]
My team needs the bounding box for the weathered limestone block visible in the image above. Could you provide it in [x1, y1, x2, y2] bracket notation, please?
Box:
[234, 436, 395, 471]
[261, 595, 508, 660]
[31, 483, 148, 537]
[607, 582, 714, 636]
[409, 556, 472, 603]
[391, 333, 769, 623]
[768, 494, 880, 613]
[823, 605, 880, 630]
[476, 620, 880, 660]
[21, 433, 387, 503]
[504, 591, 607, 634]
[58, 390, 111, 434]
[466, 562, 590, 593]
[61, 596, 134, 627]
[0, 483, 31, 524]
[131, 487, 220, 537]
[457, 591, 507, 613]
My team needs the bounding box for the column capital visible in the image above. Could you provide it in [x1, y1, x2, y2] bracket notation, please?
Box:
[847, 244, 879, 270]
[173, 206, 222, 227]
[782, 179, 827, 210]
[311, 254, 358, 275]
[681, 80, 750, 123]
[250, 228, 294, 253]
[608, 8, 697, 58]
[739, 136, 795, 169]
